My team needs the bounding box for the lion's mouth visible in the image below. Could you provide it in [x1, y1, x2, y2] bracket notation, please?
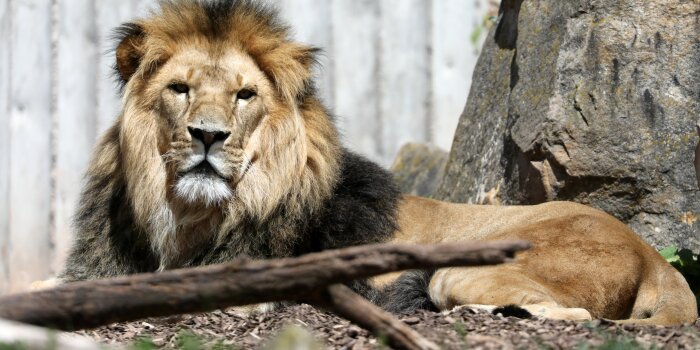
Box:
[191, 161, 221, 176]
[174, 160, 233, 206]
[180, 160, 226, 179]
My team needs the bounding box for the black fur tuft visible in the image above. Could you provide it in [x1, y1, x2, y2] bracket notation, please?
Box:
[199, 0, 284, 38]
[303, 150, 403, 307]
[308, 150, 401, 251]
[492, 304, 532, 319]
[375, 270, 438, 314]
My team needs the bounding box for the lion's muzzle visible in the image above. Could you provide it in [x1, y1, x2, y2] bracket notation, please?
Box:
[173, 124, 240, 206]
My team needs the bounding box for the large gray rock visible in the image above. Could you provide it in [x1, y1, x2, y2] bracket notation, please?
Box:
[391, 143, 448, 197]
[436, 0, 700, 249]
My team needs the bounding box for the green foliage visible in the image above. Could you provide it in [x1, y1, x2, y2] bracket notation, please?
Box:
[659, 246, 700, 272]
[469, 15, 499, 51]
[264, 325, 321, 350]
[132, 337, 158, 350]
[574, 333, 649, 350]
[469, 24, 484, 48]
[595, 338, 644, 350]
[0, 343, 27, 350]
[593, 337, 646, 350]
[659, 246, 700, 307]
[453, 321, 468, 338]
[130, 331, 238, 350]
[176, 331, 206, 350]
[375, 333, 389, 350]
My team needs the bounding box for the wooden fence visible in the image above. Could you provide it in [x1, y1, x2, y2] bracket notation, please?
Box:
[0, 0, 496, 293]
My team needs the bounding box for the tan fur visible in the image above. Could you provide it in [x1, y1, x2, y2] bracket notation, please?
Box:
[109, 0, 340, 268]
[377, 196, 697, 325]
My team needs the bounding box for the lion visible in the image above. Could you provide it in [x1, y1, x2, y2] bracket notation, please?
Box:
[57, 0, 696, 326]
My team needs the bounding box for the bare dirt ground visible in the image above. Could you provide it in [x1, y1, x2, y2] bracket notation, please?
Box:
[79, 304, 700, 349]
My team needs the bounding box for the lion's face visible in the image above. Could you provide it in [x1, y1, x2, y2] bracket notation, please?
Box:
[150, 47, 274, 206]
[104, 0, 341, 265]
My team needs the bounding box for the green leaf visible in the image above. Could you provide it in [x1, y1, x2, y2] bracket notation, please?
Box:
[177, 331, 204, 350]
[132, 338, 157, 350]
[659, 246, 678, 260]
[469, 25, 484, 48]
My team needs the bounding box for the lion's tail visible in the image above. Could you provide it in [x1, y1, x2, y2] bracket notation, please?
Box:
[618, 265, 697, 326]
[373, 270, 438, 314]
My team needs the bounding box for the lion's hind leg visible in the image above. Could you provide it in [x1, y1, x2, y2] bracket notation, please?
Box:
[430, 267, 592, 321]
[459, 303, 591, 321]
[612, 267, 697, 326]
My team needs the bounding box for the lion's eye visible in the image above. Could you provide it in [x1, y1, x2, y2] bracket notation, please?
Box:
[237, 89, 255, 100]
[169, 83, 190, 94]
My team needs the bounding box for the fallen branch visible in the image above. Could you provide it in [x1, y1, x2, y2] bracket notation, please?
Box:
[312, 284, 440, 350]
[0, 241, 529, 349]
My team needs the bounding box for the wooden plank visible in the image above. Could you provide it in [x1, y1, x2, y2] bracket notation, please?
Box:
[95, 0, 144, 134]
[378, 0, 431, 166]
[53, 0, 98, 274]
[331, 0, 381, 161]
[0, 0, 11, 294]
[431, 0, 490, 151]
[277, 0, 334, 108]
[8, 0, 53, 292]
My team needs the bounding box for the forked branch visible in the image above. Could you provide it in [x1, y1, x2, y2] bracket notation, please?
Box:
[0, 241, 529, 349]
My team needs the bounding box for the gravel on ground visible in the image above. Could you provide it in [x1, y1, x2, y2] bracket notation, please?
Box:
[78, 304, 700, 349]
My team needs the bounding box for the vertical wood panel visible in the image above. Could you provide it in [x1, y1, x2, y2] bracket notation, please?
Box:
[0, 0, 12, 292]
[277, 0, 334, 108]
[9, 0, 53, 292]
[332, 0, 381, 160]
[379, 0, 431, 166]
[431, 0, 488, 151]
[53, 0, 98, 274]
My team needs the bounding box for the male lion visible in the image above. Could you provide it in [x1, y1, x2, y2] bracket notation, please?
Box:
[59, 0, 696, 326]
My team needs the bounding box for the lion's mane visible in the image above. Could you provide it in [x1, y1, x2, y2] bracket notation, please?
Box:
[61, 0, 400, 281]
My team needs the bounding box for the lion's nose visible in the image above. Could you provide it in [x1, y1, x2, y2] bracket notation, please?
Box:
[188, 126, 230, 150]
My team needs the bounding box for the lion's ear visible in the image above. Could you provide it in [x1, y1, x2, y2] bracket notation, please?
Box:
[257, 44, 320, 103]
[114, 23, 146, 85]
